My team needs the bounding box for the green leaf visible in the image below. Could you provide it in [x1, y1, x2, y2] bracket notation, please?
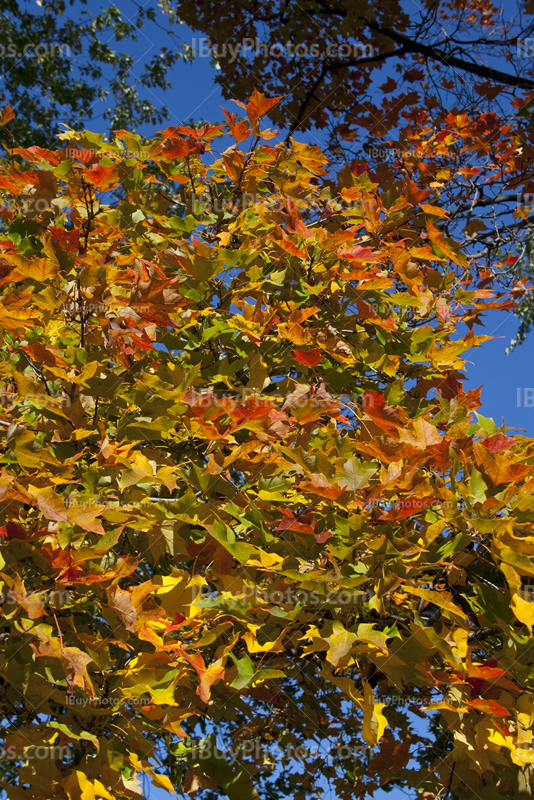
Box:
[230, 652, 255, 689]
[326, 621, 357, 665]
[339, 457, 377, 491]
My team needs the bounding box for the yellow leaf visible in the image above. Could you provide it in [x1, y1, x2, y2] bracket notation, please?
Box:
[28, 485, 68, 522]
[325, 621, 357, 666]
[13, 430, 61, 469]
[356, 623, 389, 653]
[405, 586, 468, 621]
[0, 254, 58, 283]
[361, 683, 388, 746]
[130, 754, 176, 794]
[67, 501, 106, 534]
[321, 668, 363, 704]
[511, 593, 534, 632]
[150, 772, 177, 794]
[243, 626, 288, 653]
[62, 770, 114, 800]
[93, 780, 114, 800]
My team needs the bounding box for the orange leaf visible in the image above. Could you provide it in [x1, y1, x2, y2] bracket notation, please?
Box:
[294, 348, 323, 367]
[420, 203, 449, 218]
[198, 662, 226, 703]
[274, 509, 316, 536]
[427, 222, 468, 267]
[469, 698, 511, 717]
[84, 163, 120, 189]
[474, 442, 531, 485]
[221, 107, 251, 143]
[0, 104, 15, 127]
[243, 89, 284, 135]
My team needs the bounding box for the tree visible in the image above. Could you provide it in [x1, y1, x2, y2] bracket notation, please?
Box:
[0, 0, 189, 148]
[0, 92, 533, 800]
[173, 0, 534, 343]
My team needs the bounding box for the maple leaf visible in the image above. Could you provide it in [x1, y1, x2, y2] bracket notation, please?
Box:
[294, 348, 323, 367]
[235, 88, 284, 135]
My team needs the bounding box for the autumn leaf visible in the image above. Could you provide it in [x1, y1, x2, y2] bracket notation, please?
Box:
[236, 88, 284, 135]
[474, 441, 531, 485]
[0, 104, 15, 126]
[294, 348, 323, 367]
[326, 622, 357, 666]
[338, 457, 377, 492]
[427, 222, 468, 267]
[230, 652, 255, 689]
[356, 623, 390, 653]
[361, 683, 388, 746]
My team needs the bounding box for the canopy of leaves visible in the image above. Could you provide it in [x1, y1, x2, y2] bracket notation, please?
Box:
[0, 0, 190, 148]
[0, 94, 532, 800]
[173, 0, 534, 343]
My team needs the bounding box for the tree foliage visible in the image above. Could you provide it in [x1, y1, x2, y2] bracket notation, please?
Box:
[174, 0, 534, 342]
[0, 93, 532, 800]
[0, 0, 189, 148]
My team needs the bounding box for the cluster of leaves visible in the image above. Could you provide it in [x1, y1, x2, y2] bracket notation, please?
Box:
[0, 0, 191, 148]
[0, 92, 532, 800]
[175, 0, 534, 342]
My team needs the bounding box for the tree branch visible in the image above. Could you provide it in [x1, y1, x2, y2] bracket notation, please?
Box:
[366, 21, 534, 90]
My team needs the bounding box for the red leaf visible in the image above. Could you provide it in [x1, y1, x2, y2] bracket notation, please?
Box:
[481, 432, 517, 452]
[0, 521, 27, 540]
[474, 82, 503, 101]
[49, 226, 80, 252]
[294, 348, 323, 367]
[274, 509, 315, 536]
[84, 164, 119, 189]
